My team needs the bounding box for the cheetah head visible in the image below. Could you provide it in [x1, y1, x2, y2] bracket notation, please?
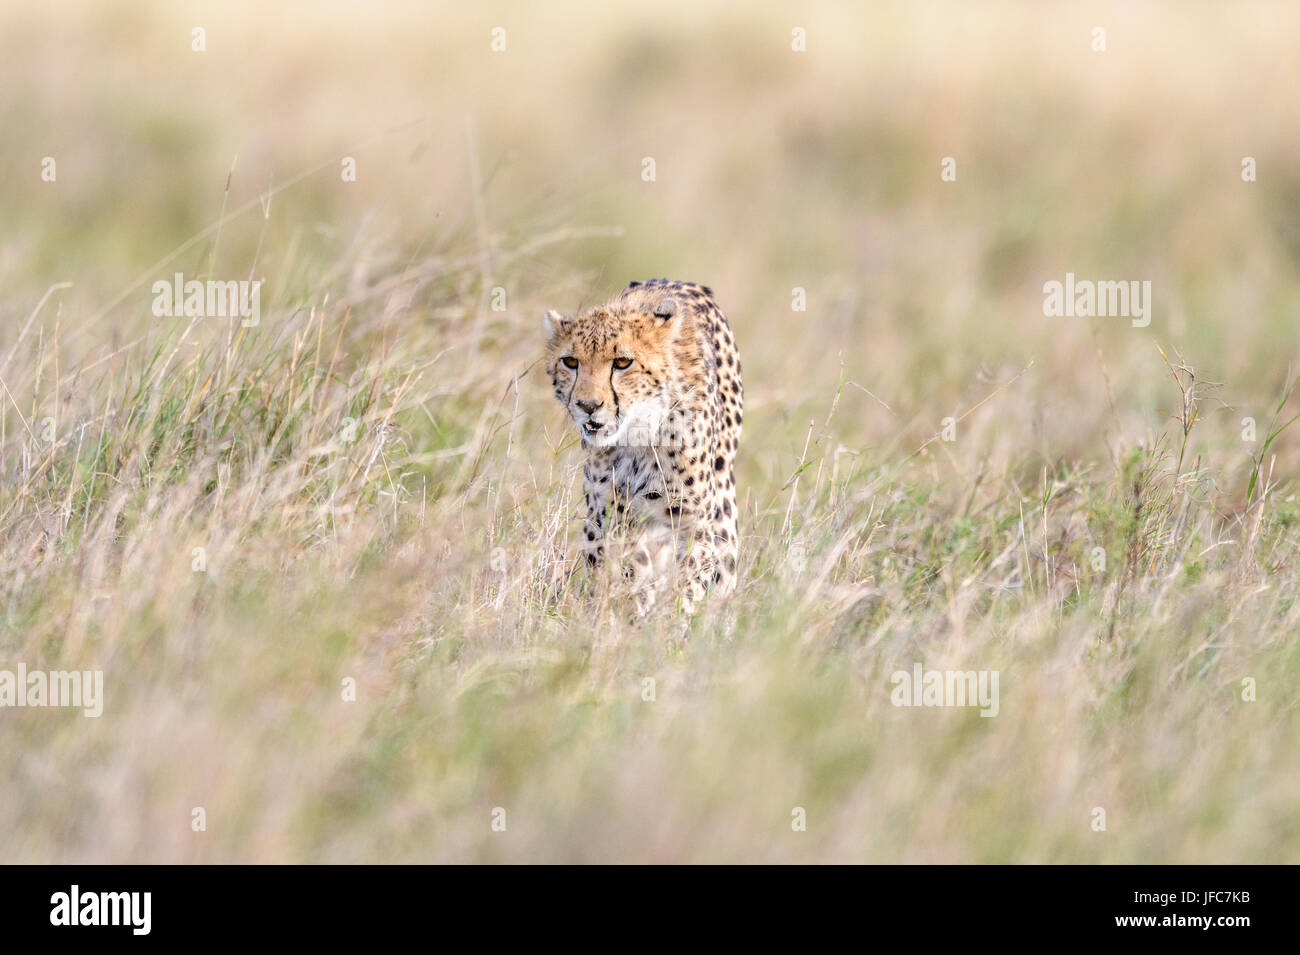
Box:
[543, 296, 682, 447]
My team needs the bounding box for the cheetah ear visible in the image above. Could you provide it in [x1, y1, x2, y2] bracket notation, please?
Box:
[652, 298, 678, 321]
[543, 308, 569, 337]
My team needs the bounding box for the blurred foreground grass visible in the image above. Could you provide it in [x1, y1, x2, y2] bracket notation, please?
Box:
[1, 0, 1298, 861]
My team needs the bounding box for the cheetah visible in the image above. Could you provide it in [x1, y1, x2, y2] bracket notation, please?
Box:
[544, 279, 743, 614]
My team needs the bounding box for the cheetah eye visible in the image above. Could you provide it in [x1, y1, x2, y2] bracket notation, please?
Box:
[561, 357, 579, 369]
[612, 357, 634, 370]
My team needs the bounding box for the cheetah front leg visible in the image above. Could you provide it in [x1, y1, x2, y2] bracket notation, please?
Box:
[678, 510, 739, 613]
[581, 462, 609, 575]
[678, 533, 720, 616]
[625, 522, 675, 615]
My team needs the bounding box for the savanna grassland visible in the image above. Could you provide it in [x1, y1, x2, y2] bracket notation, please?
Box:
[1, 1, 1298, 863]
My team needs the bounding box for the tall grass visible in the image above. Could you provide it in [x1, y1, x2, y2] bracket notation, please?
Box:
[1, 0, 1298, 862]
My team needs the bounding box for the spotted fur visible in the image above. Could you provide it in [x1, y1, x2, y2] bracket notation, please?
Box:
[544, 279, 743, 614]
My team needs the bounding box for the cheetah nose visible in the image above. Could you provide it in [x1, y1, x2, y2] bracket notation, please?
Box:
[575, 399, 602, 415]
